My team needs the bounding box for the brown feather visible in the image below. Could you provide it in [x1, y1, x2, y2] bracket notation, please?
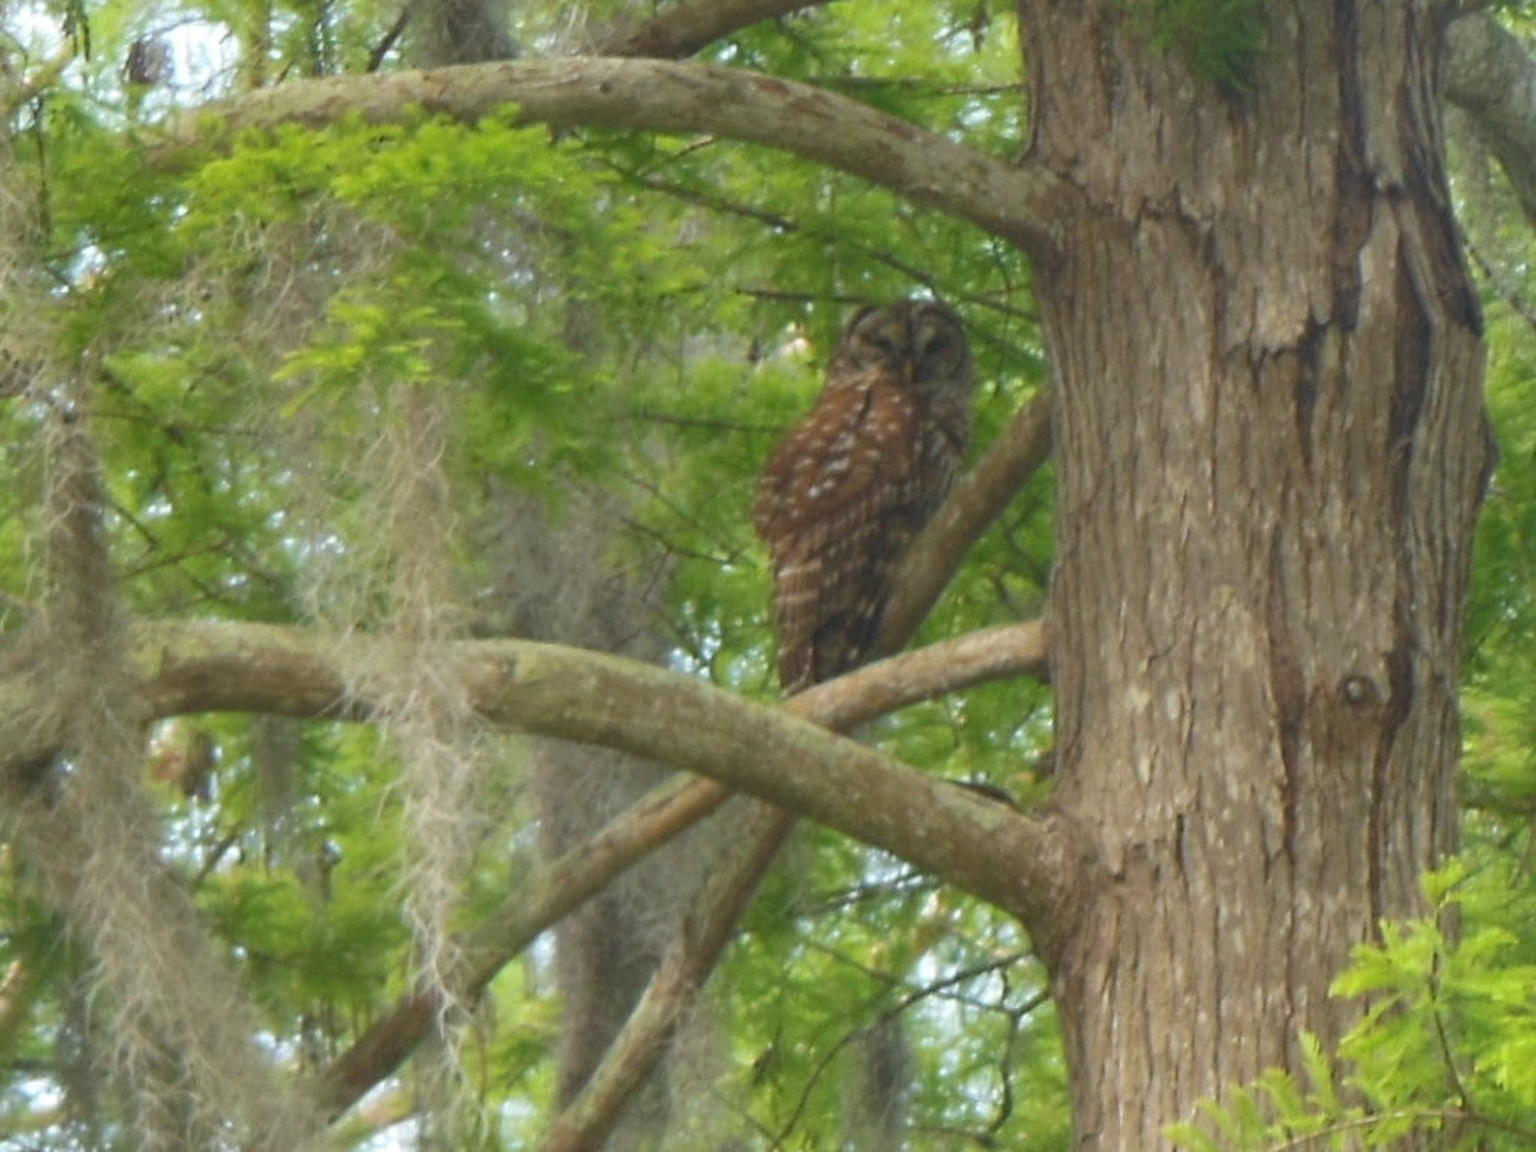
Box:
[755, 300, 975, 694]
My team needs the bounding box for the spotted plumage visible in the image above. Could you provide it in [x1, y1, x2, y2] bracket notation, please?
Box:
[754, 299, 975, 694]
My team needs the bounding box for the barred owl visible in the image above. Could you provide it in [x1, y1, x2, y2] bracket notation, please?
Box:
[754, 299, 975, 695]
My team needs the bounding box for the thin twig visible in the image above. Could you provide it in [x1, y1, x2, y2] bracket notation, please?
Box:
[367, 4, 412, 72]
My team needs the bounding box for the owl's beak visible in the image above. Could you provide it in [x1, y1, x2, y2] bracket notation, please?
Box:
[901, 358, 914, 387]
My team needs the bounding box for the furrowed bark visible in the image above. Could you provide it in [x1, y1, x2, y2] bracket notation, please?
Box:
[1022, 2, 1490, 1144]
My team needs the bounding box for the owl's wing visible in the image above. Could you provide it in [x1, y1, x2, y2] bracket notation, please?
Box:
[754, 380, 941, 691]
[753, 381, 926, 537]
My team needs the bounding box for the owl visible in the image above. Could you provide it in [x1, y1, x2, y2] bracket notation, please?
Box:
[754, 299, 975, 695]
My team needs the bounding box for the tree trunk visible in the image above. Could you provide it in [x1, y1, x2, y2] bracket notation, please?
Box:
[1022, 3, 1491, 1146]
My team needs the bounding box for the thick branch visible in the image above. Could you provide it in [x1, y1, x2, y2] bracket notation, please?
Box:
[0, 618, 1074, 925]
[594, 0, 834, 59]
[169, 57, 1059, 257]
[5, 618, 1048, 781]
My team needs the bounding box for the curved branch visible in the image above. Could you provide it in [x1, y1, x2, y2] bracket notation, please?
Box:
[1446, 12, 1536, 227]
[4, 618, 1047, 773]
[814, 619, 1048, 727]
[168, 57, 1060, 257]
[0, 618, 1075, 926]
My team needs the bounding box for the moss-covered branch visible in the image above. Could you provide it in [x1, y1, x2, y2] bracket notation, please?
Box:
[4, 617, 1067, 927]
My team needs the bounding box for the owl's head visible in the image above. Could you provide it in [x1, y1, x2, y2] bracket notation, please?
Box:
[829, 298, 975, 400]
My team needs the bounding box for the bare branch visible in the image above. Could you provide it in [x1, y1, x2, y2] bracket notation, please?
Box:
[808, 619, 1049, 728]
[166, 57, 1060, 257]
[594, 0, 835, 59]
[366, 6, 413, 72]
[5, 617, 1048, 771]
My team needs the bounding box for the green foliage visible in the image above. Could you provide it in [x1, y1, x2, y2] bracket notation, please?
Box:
[732, 834, 1068, 1149]
[1170, 863, 1536, 1151]
[13, 0, 1536, 1148]
[1463, 306, 1536, 841]
[1123, 0, 1266, 89]
[0, 0, 1067, 1145]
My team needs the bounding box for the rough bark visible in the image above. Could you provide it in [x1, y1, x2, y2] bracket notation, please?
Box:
[1020, 2, 1491, 1146]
